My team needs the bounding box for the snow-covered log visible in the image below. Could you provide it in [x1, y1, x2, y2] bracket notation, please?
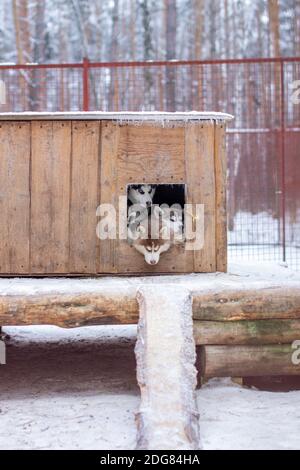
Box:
[1, 282, 300, 327]
[135, 286, 200, 450]
[0, 292, 138, 327]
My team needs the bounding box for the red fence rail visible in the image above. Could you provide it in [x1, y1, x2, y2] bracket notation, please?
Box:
[0, 57, 299, 270]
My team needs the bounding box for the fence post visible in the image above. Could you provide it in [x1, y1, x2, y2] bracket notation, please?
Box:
[280, 59, 286, 262]
[82, 57, 90, 111]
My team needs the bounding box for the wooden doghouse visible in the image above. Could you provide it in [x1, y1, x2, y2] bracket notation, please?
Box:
[0, 111, 233, 276]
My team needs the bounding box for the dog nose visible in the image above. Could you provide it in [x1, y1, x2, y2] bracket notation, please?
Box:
[150, 259, 157, 265]
[146, 201, 151, 207]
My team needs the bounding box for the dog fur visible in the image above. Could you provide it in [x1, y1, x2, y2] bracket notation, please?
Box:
[127, 184, 156, 207]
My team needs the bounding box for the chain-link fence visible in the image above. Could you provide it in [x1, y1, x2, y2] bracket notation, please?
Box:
[0, 58, 299, 270]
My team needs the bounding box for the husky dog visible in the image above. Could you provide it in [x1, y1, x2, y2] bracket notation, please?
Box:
[127, 184, 156, 208]
[127, 184, 156, 245]
[131, 216, 173, 265]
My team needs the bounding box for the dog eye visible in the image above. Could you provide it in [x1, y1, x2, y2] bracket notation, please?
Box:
[154, 246, 159, 252]
[146, 246, 152, 252]
[138, 189, 145, 194]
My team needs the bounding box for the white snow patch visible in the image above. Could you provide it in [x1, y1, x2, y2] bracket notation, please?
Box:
[198, 378, 300, 450]
[0, 111, 234, 122]
[0, 262, 299, 298]
[228, 211, 280, 245]
[0, 325, 138, 450]
[228, 211, 300, 270]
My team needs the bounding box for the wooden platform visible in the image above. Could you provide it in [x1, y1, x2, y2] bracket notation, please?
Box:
[1, 264, 300, 378]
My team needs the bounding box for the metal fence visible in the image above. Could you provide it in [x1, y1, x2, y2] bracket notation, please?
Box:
[0, 58, 299, 270]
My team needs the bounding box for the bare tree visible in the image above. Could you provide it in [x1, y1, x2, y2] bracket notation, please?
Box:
[109, 0, 120, 110]
[268, 0, 281, 57]
[12, 0, 32, 109]
[293, 0, 300, 55]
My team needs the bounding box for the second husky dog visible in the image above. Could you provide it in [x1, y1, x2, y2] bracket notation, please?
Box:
[127, 184, 156, 207]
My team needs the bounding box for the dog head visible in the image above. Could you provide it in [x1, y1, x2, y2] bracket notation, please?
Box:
[128, 184, 156, 207]
[132, 218, 171, 265]
[134, 237, 171, 265]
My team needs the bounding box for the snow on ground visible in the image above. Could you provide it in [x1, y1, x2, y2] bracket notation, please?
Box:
[1, 261, 300, 298]
[0, 325, 139, 450]
[228, 211, 300, 248]
[0, 262, 300, 450]
[0, 111, 234, 122]
[228, 211, 280, 246]
[198, 378, 300, 450]
[228, 211, 300, 271]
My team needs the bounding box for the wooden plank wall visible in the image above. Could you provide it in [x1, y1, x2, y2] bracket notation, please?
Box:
[185, 122, 216, 272]
[31, 121, 71, 273]
[0, 122, 30, 274]
[70, 121, 100, 273]
[214, 123, 227, 272]
[0, 121, 101, 275]
[0, 120, 227, 275]
[99, 122, 195, 274]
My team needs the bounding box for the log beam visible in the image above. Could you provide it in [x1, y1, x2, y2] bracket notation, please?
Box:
[193, 288, 300, 321]
[0, 286, 299, 327]
[0, 292, 138, 327]
[199, 344, 300, 377]
[194, 319, 300, 345]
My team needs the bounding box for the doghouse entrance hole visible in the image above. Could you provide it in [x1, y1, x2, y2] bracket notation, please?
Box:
[127, 183, 186, 233]
[153, 184, 186, 208]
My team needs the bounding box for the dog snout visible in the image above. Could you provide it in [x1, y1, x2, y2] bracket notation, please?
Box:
[150, 259, 157, 265]
[146, 200, 151, 207]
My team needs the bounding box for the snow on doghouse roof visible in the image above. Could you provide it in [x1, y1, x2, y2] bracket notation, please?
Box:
[0, 111, 234, 122]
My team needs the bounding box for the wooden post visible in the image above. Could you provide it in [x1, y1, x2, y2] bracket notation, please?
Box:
[82, 57, 90, 111]
[135, 286, 200, 450]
